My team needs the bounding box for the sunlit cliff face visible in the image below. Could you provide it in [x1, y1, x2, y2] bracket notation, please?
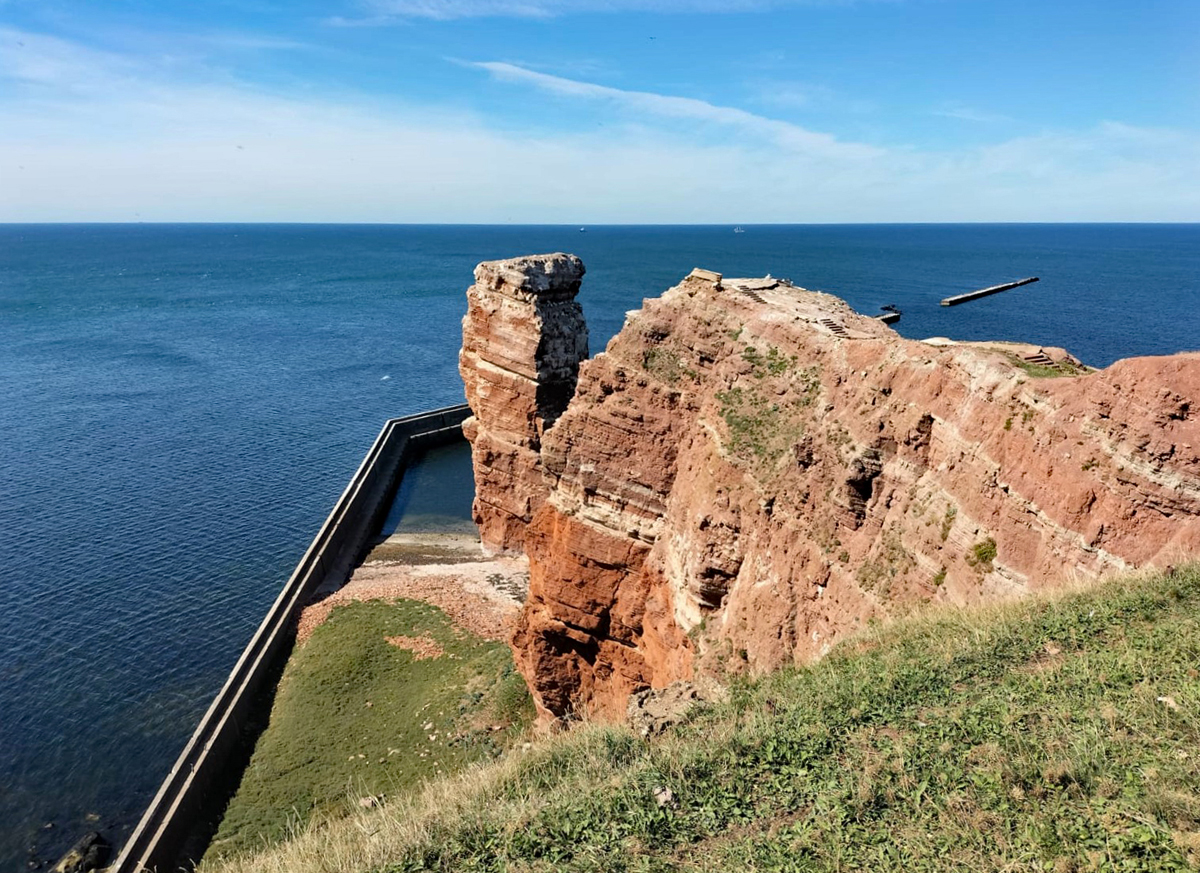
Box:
[464, 261, 1200, 725]
[459, 253, 588, 556]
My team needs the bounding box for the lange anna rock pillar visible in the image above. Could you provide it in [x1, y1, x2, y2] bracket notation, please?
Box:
[459, 253, 589, 553]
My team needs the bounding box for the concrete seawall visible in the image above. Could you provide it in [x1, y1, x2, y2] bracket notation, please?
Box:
[112, 404, 471, 873]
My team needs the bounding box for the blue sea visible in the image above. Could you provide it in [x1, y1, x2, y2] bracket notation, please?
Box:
[1, 223, 1198, 869]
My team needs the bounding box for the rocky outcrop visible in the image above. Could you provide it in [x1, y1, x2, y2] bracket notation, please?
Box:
[463, 263, 1200, 724]
[50, 832, 109, 873]
[626, 680, 727, 738]
[459, 254, 588, 553]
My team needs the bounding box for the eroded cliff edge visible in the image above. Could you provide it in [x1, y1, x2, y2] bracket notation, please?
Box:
[462, 257, 1200, 724]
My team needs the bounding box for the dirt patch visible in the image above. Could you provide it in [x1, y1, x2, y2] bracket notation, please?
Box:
[384, 634, 445, 660]
[298, 537, 529, 645]
[1018, 640, 1067, 674]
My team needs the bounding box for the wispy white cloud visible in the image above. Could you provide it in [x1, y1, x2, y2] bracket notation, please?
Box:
[0, 25, 313, 94]
[362, 0, 556, 19]
[340, 0, 871, 24]
[191, 33, 316, 52]
[0, 27, 139, 91]
[325, 14, 408, 27]
[932, 101, 1014, 124]
[749, 78, 876, 115]
[752, 80, 828, 109]
[1, 27, 1197, 223]
[470, 60, 883, 161]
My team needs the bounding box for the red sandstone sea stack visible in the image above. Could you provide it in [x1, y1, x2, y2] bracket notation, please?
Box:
[459, 253, 588, 554]
[462, 259, 1200, 726]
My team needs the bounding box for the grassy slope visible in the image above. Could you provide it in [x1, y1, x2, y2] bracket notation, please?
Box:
[1003, 352, 1093, 379]
[206, 568, 1200, 872]
[204, 599, 532, 862]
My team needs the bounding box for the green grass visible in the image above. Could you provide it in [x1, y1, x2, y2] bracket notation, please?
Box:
[205, 568, 1200, 873]
[714, 359, 820, 471]
[940, 504, 957, 542]
[1006, 354, 1092, 379]
[642, 346, 699, 385]
[203, 599, 533, 862]
[741, 344, 795, 377]
[714, 386, 787, 464]
[967, 537, 998, 571]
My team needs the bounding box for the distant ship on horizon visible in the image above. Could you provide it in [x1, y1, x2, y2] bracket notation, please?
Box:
[734, 226, 745, 233]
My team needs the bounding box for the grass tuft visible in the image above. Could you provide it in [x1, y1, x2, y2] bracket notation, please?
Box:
[1006, 354, 1092, 379]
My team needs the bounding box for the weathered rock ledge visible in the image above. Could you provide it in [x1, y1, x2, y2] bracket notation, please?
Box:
[461, 260, 1200, 725]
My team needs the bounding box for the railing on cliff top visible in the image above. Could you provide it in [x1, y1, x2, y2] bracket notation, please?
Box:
[111, 403, 472, 873]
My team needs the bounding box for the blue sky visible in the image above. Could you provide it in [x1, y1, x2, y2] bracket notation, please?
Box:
[1, 0, 1198, 222]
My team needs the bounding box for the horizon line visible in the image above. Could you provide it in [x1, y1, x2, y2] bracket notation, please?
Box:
[2, 220, 1199, 227]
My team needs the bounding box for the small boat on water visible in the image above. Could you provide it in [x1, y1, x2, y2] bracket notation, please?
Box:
[733, 226, 745, 233]
[579, 227, 586, 232]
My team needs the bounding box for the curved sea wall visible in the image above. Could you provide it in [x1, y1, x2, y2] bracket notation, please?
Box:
[460, 257, 1200, 725]
[113, 405, 469, 873]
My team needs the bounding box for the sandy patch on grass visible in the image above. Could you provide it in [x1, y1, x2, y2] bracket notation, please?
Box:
[384, 634, 446, 660]
[298, 537, 528, 644]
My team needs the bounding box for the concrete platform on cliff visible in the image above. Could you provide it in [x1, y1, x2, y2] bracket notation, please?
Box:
[681, 271, 891, 341]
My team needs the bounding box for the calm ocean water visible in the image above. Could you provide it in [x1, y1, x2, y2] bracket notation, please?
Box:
[1, 223, 1198, 868]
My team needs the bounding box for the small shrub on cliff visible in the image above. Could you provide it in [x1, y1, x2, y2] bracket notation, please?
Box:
[855, 528, 915, 597]
[716, 387, 786, 465]
[940, 505, 957, 542]
[967, 537, 998, 570]
[715, 365, 821, 473]
[1007, 353, 1091, 379]
[742, 343, 794, 377]
[642, 345, 696, 385]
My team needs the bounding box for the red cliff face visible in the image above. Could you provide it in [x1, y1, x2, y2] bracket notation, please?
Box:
[466, 264, 1200, 724]
[460, 254, 589, 554]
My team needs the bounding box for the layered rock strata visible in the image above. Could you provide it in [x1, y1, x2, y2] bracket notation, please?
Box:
[465, 263, 1200, 724]
[460, 254, 588, 553]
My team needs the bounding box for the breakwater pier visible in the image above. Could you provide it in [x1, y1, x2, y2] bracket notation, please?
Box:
[940, 276, 1039, 306]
